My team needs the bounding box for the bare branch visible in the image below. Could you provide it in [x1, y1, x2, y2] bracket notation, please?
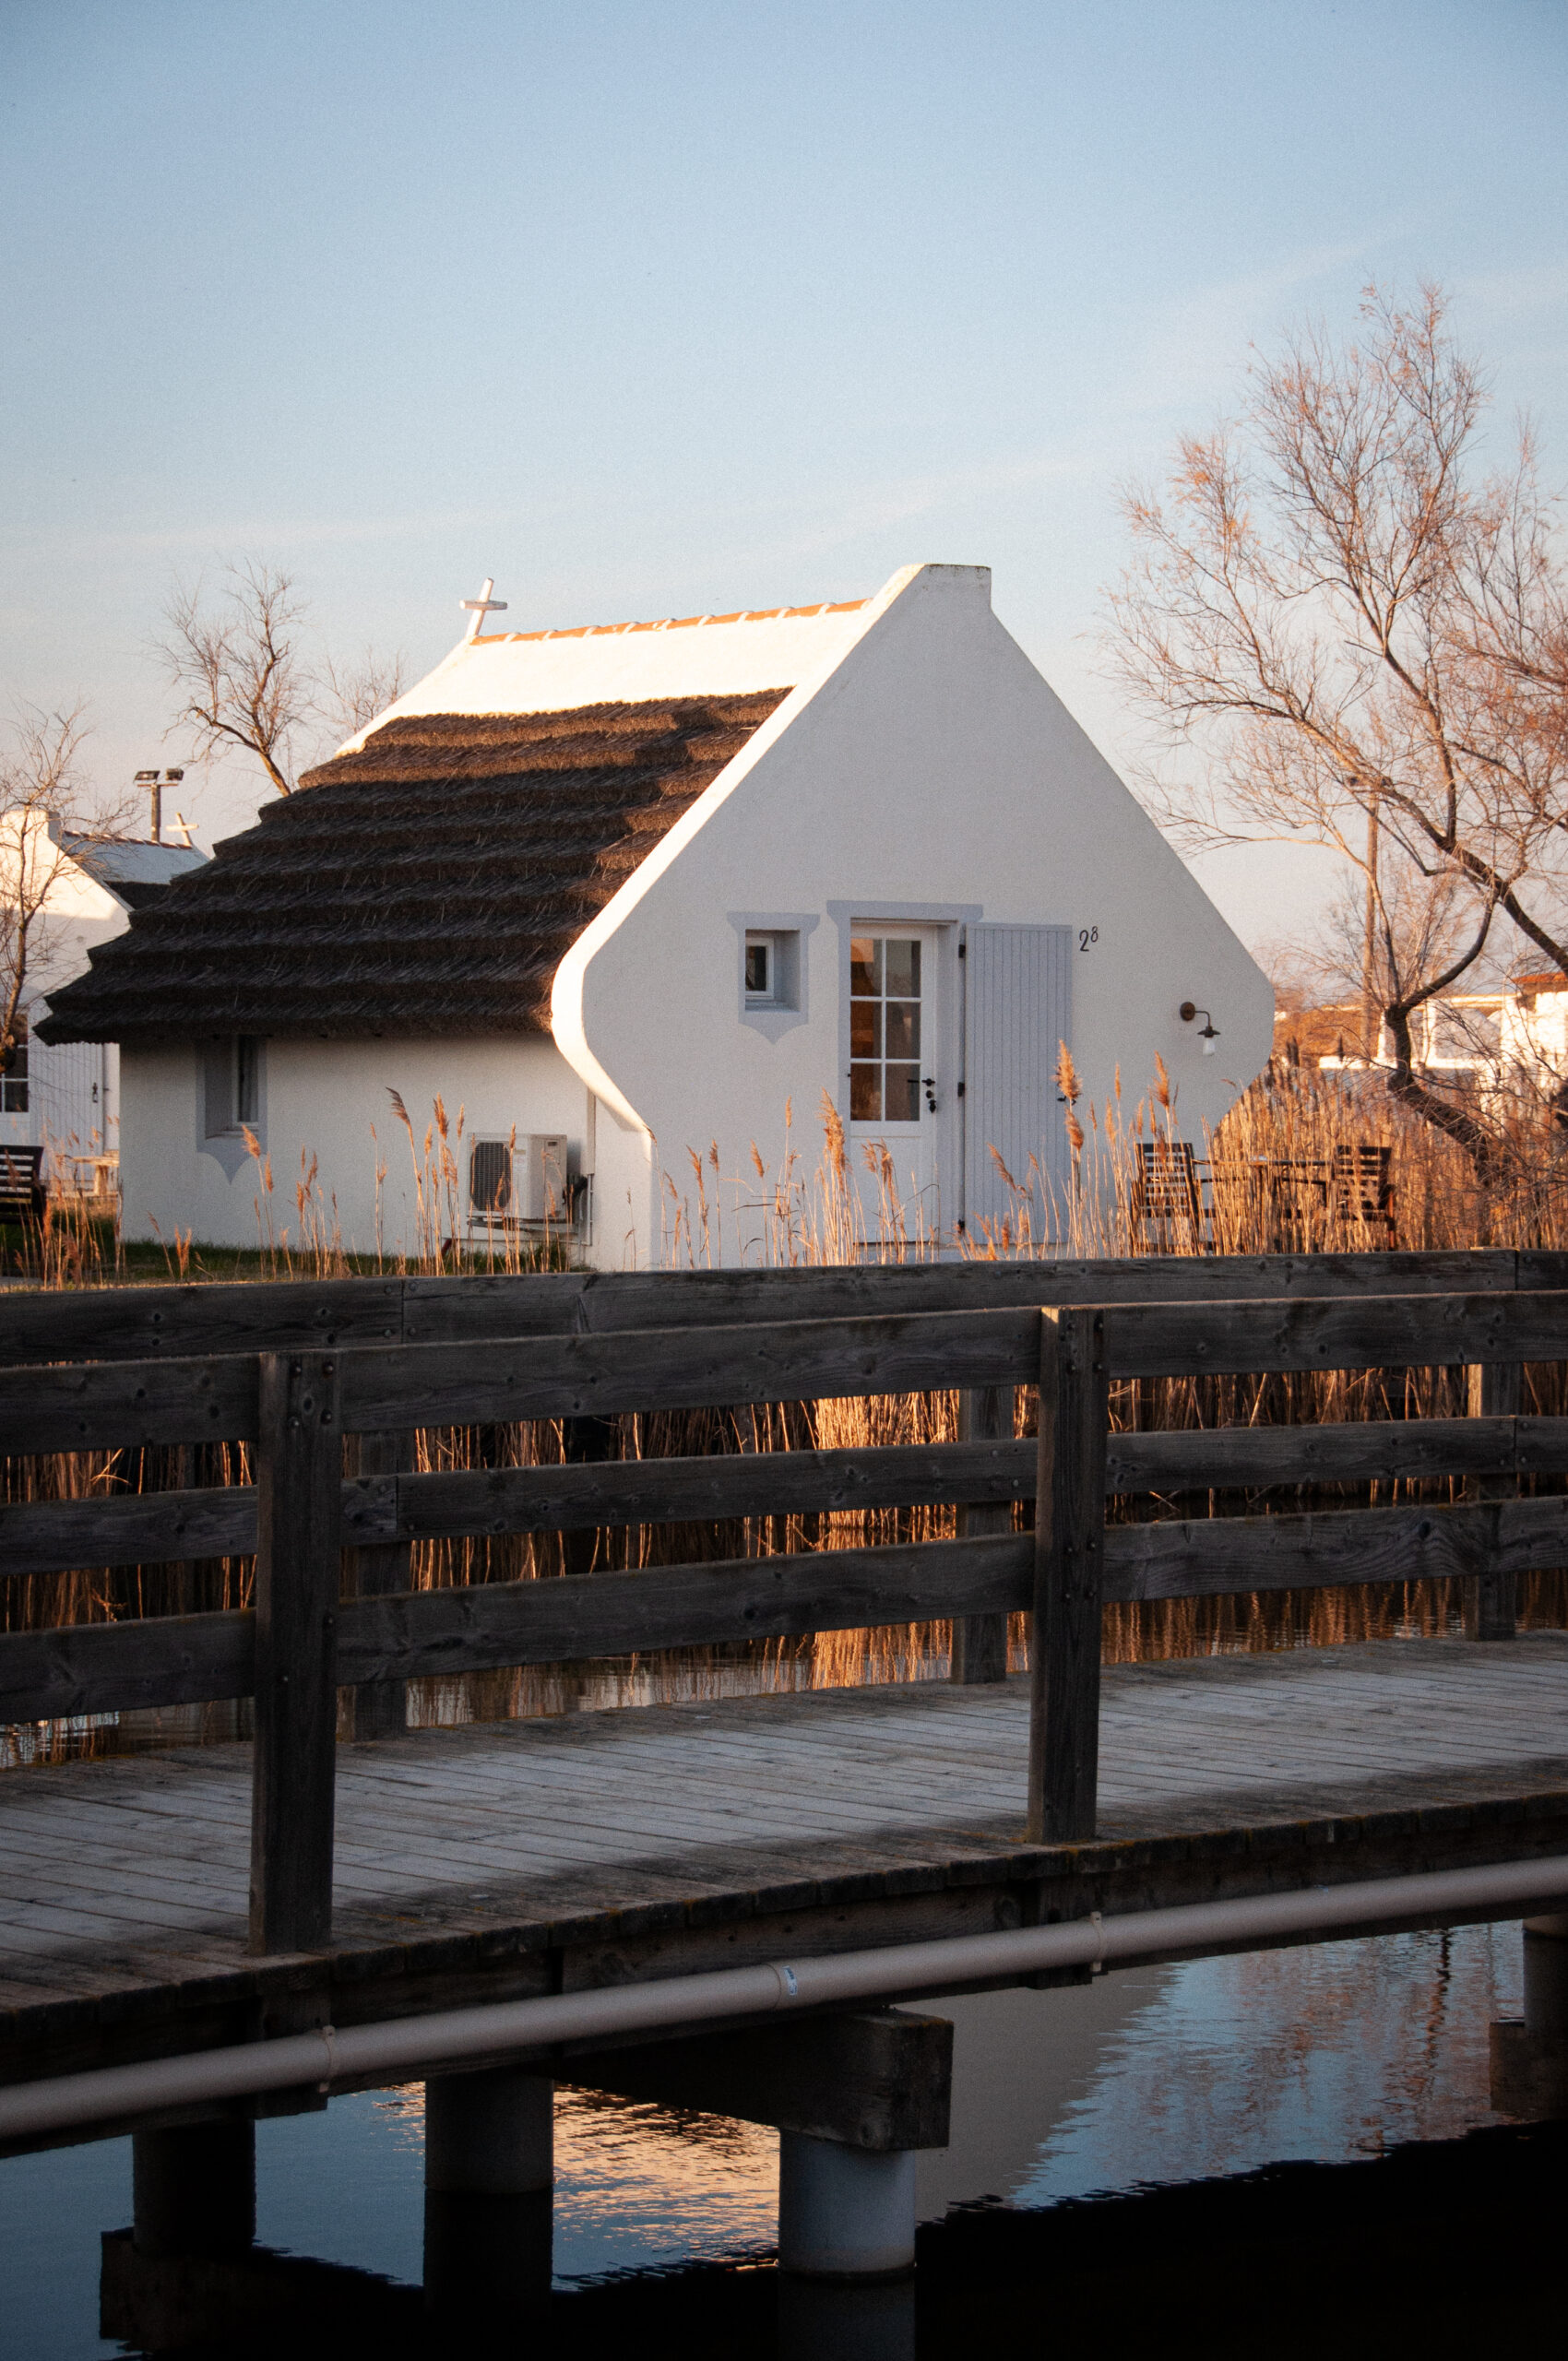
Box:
[315, 647, 408, 743]
[156, 561, 410, 793]
[156, 560, 309, 797]
[0, 701, 100, 1075]
[1101, 279, 1568, 1170]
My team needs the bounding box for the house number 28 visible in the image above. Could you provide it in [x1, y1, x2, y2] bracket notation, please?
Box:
[1078, 926, 1099, 952]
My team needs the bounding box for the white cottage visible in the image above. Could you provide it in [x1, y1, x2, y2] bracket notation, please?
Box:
[42, 564, 1273, 1264]
[3, 816, 206, 1185]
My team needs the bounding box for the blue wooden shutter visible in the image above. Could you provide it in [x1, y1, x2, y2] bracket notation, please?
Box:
[963, 925, 1074, 1244]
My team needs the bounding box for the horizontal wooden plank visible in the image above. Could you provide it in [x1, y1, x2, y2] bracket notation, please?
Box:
[342, 1291, 1568, 1432]
[0, 1356, 259, 1454]
[12, 1402, 1563, 1576]
[402, 1251, 1536, 1339]
[336, 1307, 1045, 1431]
[15, 1397, 1562, 1576]
[0, 1488, 257, 1579]
[0, 1536, 1033, 1715]
[3, 1251, 1550, 1370]
[335, 1534, 1036, 1683]
[8, 1285, 1568, 1466]
[371, 1439, 1033, 1544]
[7, 1474, 1565, 1711]
[0, 1277, 402, 1368]
[1105, 1415, 1568, 1494]
[1515, 1418, 1568, 1474]
[1104, 1494, 1568, 1602]
[0, 1611, 254, 1725]
[1101, 1291, 1568, 1380]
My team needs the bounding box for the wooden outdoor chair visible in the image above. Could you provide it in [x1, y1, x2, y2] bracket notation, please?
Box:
[1262, 1156, 1329, 1251]
[1333, 1142, 1396, 1244]
[0, 1145, 47, 1228]
[1130, 1139, 1207, 1249]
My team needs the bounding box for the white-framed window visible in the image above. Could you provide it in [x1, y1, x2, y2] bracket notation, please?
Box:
[743, 930, 800, 1012]
[1, 1010, 29, 1114]
[203, 1038, 264, 1139]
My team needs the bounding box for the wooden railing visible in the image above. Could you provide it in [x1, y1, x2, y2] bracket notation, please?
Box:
[2, 1252, 1563, 1953]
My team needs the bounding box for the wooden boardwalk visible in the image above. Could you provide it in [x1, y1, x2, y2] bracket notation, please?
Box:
[4, 1632, 1566, 2115]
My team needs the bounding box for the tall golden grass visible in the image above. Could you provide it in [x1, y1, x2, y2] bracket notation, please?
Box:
[4, 1061, 1566, 1765]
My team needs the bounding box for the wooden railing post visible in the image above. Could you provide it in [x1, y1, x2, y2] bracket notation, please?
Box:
[1465, 1358, 1522, 1642]
[951, 1386, 1014, 1684]
[348, 1430, 413, 1738]
[251, 1351, 341, 1952]
[1028, 1308, 1108, 1843]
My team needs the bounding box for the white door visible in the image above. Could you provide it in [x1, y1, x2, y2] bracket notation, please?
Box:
[849, 925, 942, 1247]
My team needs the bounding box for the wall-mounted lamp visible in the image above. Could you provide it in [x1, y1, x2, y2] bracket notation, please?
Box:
[1180, 1002, 1220, 1055]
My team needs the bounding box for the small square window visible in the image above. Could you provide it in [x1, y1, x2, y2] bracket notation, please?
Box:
[735, 919, 808, 1027]
[204, 1038, 265, 1140]
[744, 931, 799, 1010]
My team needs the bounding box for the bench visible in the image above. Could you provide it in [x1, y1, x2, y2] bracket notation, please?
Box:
[0, 1145, 46, 1227]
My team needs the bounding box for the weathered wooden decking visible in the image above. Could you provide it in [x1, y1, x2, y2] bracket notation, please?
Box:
[3, 1632, 1566, 2118]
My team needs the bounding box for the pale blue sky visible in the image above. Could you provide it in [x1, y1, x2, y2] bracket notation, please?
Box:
[5, 0, 1566, 946]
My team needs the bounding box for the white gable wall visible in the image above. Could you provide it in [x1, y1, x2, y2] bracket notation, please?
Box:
[554, 564, 1274, 1264]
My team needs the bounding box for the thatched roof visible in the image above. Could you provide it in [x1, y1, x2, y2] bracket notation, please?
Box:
[39, 694, 786, 1046]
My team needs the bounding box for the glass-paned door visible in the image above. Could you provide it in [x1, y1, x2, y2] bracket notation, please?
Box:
[849, 927, 941, 1241]
[850, 933, 927, 1125]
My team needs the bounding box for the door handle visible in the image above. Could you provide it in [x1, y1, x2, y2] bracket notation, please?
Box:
[922, 1075, 937, 1112]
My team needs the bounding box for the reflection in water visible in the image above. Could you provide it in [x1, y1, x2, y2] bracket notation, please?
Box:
[359, 2081, 780, 2282]
[551, 2088, 778, 2278]
[0, 1925, 1533, 2357]
[1013, 1924, 1520, 2204]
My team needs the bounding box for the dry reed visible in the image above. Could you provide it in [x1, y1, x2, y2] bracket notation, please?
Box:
[5, 1063, 1567, 1765]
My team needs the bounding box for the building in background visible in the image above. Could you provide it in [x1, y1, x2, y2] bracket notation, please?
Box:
[1, 816, 207, 1192]
[1277, 980, 1568, 1117]
[42, 564, 1274, 1264]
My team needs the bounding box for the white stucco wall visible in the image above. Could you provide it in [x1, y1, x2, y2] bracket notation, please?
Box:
[2, 813, 132, 1160]
[554, 564, 1275, 1265]
[119, 1035, 591, 1255]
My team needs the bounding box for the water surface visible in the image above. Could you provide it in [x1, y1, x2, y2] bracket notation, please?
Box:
[0, 1920, 1526, 2356]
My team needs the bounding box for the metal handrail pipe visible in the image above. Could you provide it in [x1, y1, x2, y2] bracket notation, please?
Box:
[6, 1852, 1566, 2143]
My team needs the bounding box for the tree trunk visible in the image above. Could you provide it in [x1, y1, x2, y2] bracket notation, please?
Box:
[1384, 1005, 1502, 1179]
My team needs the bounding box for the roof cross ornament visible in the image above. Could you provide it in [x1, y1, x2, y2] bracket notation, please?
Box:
[460, 577, 508, 642]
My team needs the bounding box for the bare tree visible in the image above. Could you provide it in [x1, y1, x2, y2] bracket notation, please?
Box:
[0, 703, 99, 1079]
[157, 561, 407, 798]
[158, 560, 310, 796]
[315, 647, 409, 742]
[1103, 283, 1568, 1173]
[1311, 843, 1488, 1031]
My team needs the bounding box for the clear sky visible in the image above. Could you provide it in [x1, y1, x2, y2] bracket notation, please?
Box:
[5, 0, 1566, 950]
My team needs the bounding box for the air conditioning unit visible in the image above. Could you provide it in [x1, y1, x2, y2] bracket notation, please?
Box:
[469, 1133, 570, 1227]
[517, 1133, 568, 1223]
